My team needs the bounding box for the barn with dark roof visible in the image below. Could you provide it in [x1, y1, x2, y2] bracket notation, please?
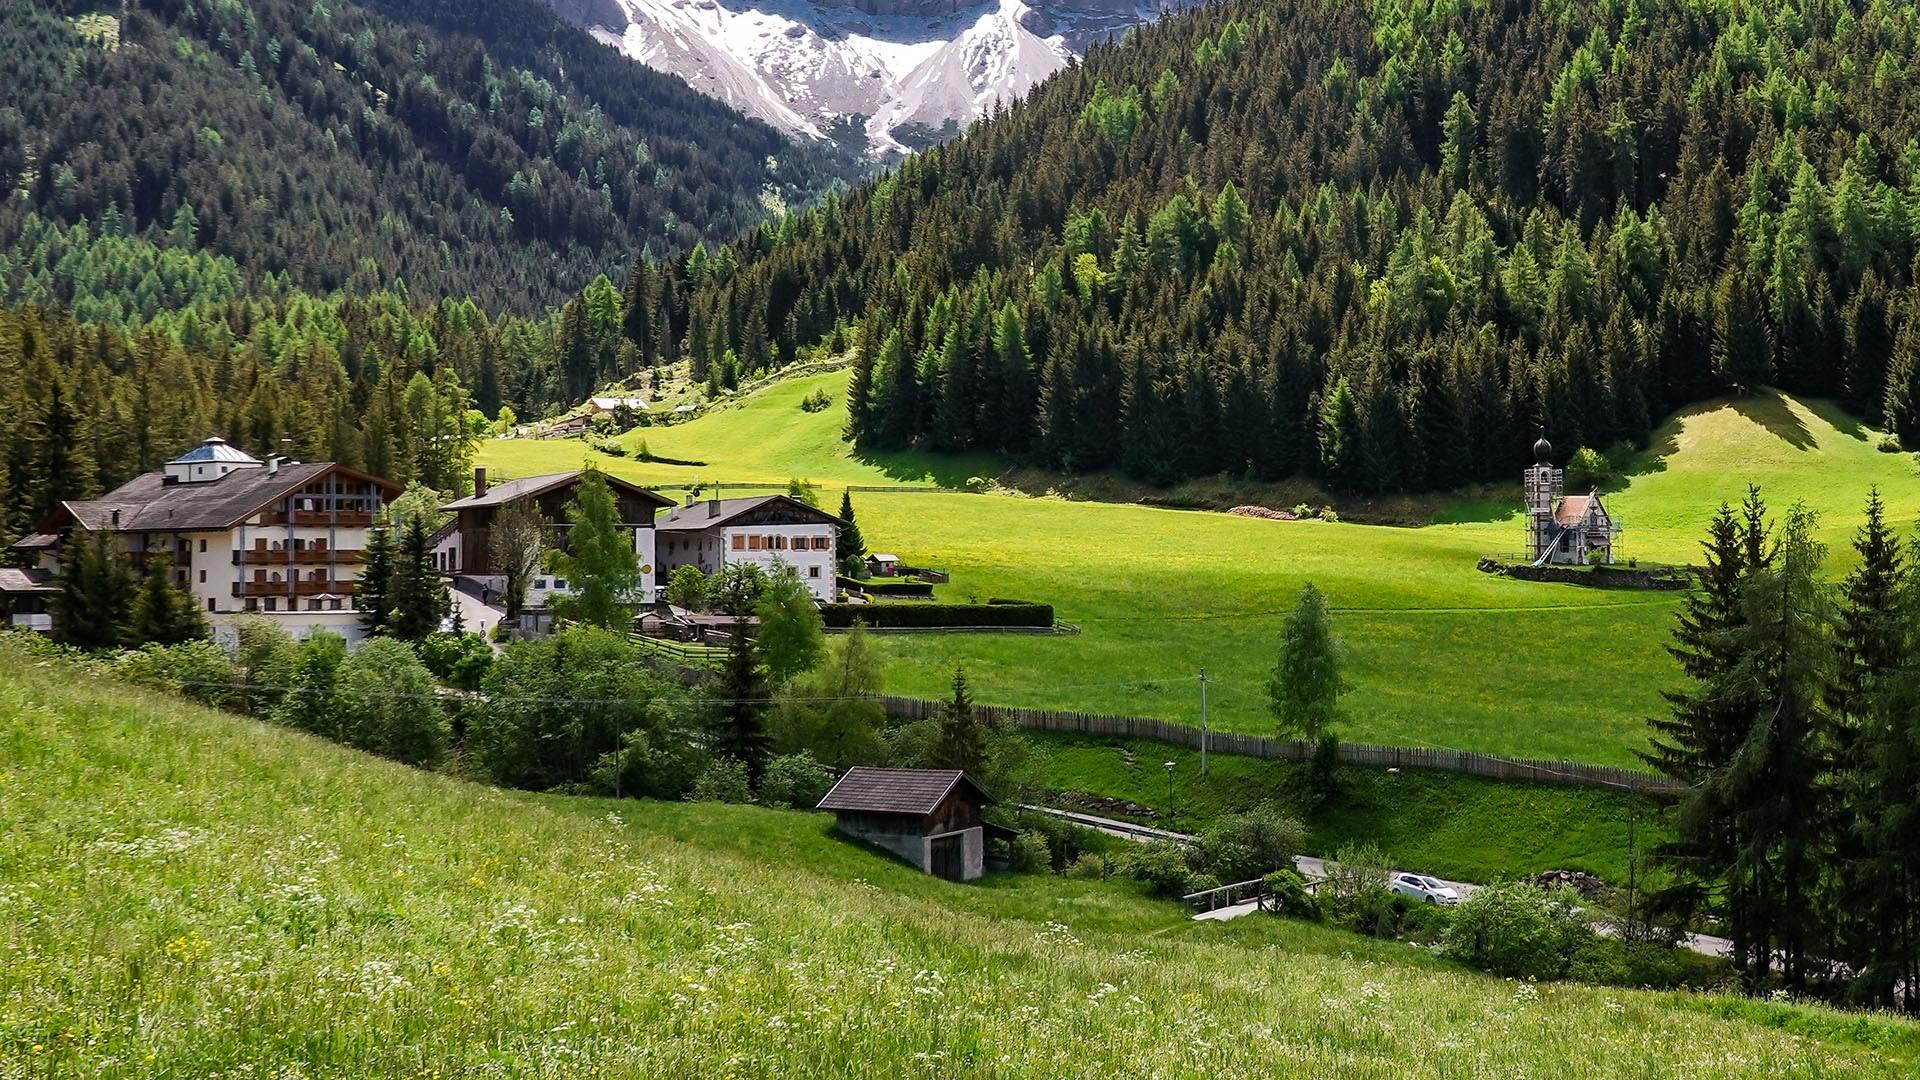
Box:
[816, 767, 1012, 881]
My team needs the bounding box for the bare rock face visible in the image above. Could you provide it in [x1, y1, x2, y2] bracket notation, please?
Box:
[550, 0, 1194, 157]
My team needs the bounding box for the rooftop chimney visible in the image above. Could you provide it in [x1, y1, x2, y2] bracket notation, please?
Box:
[707, 496, 720, 518]
[473, 467, 488, 498]
[266, 455, 281, 476]
[110, 508, 121, 528]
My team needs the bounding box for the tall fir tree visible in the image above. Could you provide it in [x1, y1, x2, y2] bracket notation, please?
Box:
[386, 513, 447, 641]
[712, 619, 771, 782]
[53, 529, 134, 650]
[357, 519, 395, 638]
[836, 489, 867, 561]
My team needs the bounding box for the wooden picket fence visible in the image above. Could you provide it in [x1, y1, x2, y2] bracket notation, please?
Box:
[877, 696, 1680, 794]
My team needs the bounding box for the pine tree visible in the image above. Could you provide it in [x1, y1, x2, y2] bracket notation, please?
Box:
[53, 529, 134, 650]
[1851, 539, 1920, 1012]
[1717, 503, 1830, 989]
[357, 519, 395, 637]
[386, 513, 447, 641]
[930, 667, 987, 776]
[836, 489, 867, 561]
[1886, 308, 1920, 448]
[712, 620, 771, 782]
[128, 552, 209, 646]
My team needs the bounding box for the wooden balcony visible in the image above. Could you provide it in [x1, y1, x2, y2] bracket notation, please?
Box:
[231, 580, 358, 598]
[233, 549, 364, 566]
[257, 510, 376, 527]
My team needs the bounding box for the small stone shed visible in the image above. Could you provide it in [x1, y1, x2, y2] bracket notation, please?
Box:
[816, 767, 1012, 881]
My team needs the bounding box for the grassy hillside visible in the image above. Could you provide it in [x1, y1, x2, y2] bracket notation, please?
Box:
[1036, 734, 1662, 885]
[4, 644, 1916, 1076]
[477, 377, 1919, 767]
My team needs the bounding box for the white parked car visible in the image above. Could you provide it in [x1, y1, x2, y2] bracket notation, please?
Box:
[1390, 873, 1461, 906]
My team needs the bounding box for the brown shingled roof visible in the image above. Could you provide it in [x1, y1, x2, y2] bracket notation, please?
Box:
[815, 767, 996, 816]
[1554, 494, 1594, 527]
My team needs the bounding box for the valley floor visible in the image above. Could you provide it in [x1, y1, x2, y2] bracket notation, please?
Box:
[480, 373, 1920, 767]
[4, 645, 1916, 1076]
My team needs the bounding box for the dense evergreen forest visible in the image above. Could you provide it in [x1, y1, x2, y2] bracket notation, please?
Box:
[0, 0, 852, 314]
[617, 0, 1920, 490]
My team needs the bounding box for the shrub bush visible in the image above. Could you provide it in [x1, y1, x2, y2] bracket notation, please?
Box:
[336, 638, 450, 767]
[1122, 840, 1196, 899]
[758, 751, 833, 809]
[418, 631, 492, 690]
[821, 602, 1052, 629]
[690, 757, 753, 803]
[1192, 805, 1305, 884]
[1262, 869, 1321, 920]
[114, 640, 240, 710]
[1064, 853, 1109, 880]
[1016, 813, 1111, 871]
[1010, 831, 1053, 874]
[1442, 881, 1594, 980]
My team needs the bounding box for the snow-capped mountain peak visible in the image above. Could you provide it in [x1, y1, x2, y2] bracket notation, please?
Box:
[549, 0, 1172, 156]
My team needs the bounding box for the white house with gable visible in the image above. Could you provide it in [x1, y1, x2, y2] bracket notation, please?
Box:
[655, 494, 843, 601]
[10, 437, 402, 645]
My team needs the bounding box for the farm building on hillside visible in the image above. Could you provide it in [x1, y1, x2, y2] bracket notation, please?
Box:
[816, 767, 1013, 881]
[1524, 436, 1618, 566]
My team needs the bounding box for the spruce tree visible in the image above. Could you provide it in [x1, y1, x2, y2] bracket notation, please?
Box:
[54, 529, 134, 650]
[386, 513, 447, 641]
[931, 667, 988, 777]
[836, 489, 867, 561]
[357, 519, 394, 637]
[1717, 503, 1831, 989]
[1886, 312, 1920, 448]
[128, 552, 209, 646]
[712, 620, 771, 782]
[1852, 538, 1920, 1012]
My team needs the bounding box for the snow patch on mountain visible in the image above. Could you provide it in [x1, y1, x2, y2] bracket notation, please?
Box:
[558, 0, 1168, 155]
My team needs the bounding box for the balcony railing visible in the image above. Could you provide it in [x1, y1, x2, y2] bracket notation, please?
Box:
[233, 549, 364, 566]
[232, 580, 358, 598]
[257, 510, 376, 527]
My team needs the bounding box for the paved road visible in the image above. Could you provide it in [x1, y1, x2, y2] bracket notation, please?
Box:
[1021, 804, 1731, 956]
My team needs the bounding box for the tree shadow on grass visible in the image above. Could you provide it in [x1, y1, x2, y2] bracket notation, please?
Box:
[850, 446, 1007, 488]
[1728, 389, 1817, 451]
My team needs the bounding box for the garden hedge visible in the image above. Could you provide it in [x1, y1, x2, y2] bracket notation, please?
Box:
[822, 602, 1054, 629]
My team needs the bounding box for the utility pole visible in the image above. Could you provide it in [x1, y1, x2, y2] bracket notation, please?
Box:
[1164, 760, 1177, 830]
[1198, 668, 1209, 778]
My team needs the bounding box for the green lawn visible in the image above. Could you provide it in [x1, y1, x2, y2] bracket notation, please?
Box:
[1035, 733, 1665, 885]
[5, 644, 1916, 1077]
[479, 377, 1920, 767]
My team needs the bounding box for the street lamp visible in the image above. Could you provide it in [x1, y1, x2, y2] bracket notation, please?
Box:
[1163, 760, 1177, 829]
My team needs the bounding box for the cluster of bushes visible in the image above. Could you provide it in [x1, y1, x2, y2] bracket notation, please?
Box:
[112, 622, 461, 769]
[1014, 806, 1305, 900]
[1287, 504, 1340, 522]
[821, 602, 1053, 629]
[798, 388, 835, 413]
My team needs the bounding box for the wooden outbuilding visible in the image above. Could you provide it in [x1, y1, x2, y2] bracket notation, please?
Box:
[816, 767, 1012, 881]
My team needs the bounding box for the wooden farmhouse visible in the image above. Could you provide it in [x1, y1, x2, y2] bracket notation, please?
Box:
[816, 767, 1013, 881]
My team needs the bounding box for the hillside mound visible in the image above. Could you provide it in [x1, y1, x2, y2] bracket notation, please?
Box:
[3, 641, 1914, 1076]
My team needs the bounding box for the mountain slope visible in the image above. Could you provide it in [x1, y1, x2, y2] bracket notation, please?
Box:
[557, 0, 1165, 155]
[0, 0, 851, 312]
[6, 641, 1915, 1075]
[624, 0, 1920, 491]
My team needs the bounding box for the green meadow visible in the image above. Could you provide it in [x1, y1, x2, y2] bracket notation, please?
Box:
[479, 373, 1920, 768]
[5, 645, 1916, 1077]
